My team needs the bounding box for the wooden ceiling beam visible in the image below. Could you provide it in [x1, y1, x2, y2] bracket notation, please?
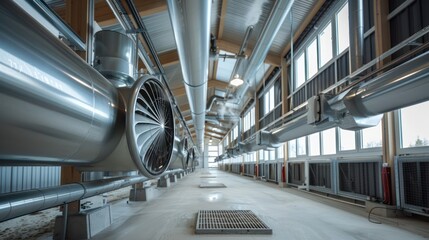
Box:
[217, 40, 280, 66]
[158, 50, 179, 67]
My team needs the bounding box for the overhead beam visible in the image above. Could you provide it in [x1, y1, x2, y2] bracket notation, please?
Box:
[54, 0, 167, 27]
[217, 0, 228, 39]
[171, 79, 229, 96]
[158, 50, 179, 67]
[205, 122, 229, 131]
[280, 0, 326, 58]
[217, 40, 280, 66]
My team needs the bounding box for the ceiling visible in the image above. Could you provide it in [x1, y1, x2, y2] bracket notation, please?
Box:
[50, 0, 320, 146]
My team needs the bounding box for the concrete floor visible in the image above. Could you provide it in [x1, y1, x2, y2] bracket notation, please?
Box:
[93, 169, 428, 240]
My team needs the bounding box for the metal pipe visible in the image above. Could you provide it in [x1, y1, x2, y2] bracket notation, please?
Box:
[26, 0, 86, 51]
[0, 175, 149, 222]
[349, 0, 364, 73]
[167, 0, 212, 152]
[233, 0, 295, 104]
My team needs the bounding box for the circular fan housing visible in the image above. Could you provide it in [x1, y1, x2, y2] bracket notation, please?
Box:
[126, 75, 175, 177]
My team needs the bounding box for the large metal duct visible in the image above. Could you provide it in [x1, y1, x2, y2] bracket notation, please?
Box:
[0, 2, 177, 178]
[167, 0, 212, 152]
[233, 0, 295, 104]
[230, 50, 429, 155]
[349, 0, 364, 73]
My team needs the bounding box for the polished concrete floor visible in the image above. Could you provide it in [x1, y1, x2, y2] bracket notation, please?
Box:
[93, 169, 428, 240]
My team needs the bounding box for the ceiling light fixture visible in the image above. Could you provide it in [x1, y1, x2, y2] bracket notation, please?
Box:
[230, 74, 244, 87]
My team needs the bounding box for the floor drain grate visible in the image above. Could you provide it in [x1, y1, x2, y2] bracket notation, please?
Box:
[195, 210, 272, 234]
[199, 183, 226, 188]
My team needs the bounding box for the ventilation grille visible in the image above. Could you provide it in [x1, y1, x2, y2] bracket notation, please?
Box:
[195, 210, 272, 234]
[338, 161, 381, 199]
[309, 163, 331, 189]
[288, 162, 305, 185]
[400, 160, 429, 212]
[127, 76, 175, 178]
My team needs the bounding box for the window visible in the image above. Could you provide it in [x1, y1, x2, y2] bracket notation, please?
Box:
[322, 128, 336, 155]
[259, 150, 264, 160]
[233, 125, 238, 141]
[208, 145, 218, 168]
[264, 151, 269, 161]
[319, 22, 333, 67]
[336, 3, 349, 53]
[278, 144, 284, 159]
[339, 129, 356, 151]
[297, 136, 307, 155]
[264, 86, 275, 115]
[400, 101, 429, 148]
[307, 39, 318, 79]
[218, 144, 223, 155]
[242, 106, 255, 133]
[308, 133, 320, 156]
[295, 53, 306, 89]
[361, 122, 382, 149]
[270, 150, 275, 161]
[250, 107, 255, 126]
[288, 139, 297, 158]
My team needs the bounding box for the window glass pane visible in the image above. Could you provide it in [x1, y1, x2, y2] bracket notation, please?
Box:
[270, 150, 275, 161]
[251, 107, 255, 126]
[288, 140, 297, 158]
[307, 39, 318, 79]
[269, 86, 275, 111]
[264, 93, 270, 115]
[361, 122, 382, 148]
[322, 128, 336, 155]
[259, 150, 264, 160]
[278, 144, 284, 159]
[336, 3, 350, 53]
[339, 129, 356, 151]
[295, 53, 306, 89]
[208, 146, 218, 151]
[319, 22, 333, 67]
[309, 133, 320, 156]
[297, 136, 306, 155]
[400, 101, 429, 148]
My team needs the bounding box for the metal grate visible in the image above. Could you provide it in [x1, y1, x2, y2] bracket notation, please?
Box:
[401, 161, 429, 210]
[195, 210, 272, 234]
[199, 183, 226, 188]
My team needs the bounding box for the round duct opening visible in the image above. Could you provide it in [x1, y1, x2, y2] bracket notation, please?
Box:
[126, 75, 175, 177]
[94, 30, 136, 87]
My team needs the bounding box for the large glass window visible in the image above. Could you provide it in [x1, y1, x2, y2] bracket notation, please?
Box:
[297, 136, 307, 155]
[288, 140, 297, 158]
[208, 145, 218, 168]
[264, 86, 275, 115]
[339, 129, 356, 151]
[278, 144, 284, 159]
[308, 132, 320, 156]
[322, 128, 336, 155]
[336, 3, 349, 53]
[307, 39, 318, 79]
[400, 101, 429, 148]
[319, 22, 333, 67]
[295, 53, 306, 89]
[361, 122, 382, 149]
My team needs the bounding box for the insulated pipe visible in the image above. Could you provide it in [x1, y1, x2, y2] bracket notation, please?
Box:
[167, 0, 212, 152]
[233, 0, 295, 103]
[0, 175, 147, 222]
[349, 0, 364, 73]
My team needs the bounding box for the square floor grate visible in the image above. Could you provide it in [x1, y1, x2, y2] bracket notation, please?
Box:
[195, 210, 272, 234]
[199, 183, 226, 188]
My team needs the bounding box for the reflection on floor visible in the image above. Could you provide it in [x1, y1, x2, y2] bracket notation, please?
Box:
[92, 169, 429, 240]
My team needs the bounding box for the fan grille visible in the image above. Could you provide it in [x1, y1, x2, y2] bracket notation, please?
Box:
[131, 78, 174, 176]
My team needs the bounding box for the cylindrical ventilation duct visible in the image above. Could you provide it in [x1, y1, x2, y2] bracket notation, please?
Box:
[0, 1, 177, 178]
[349, 0, 364, 73]
[94, 30, 137, 87]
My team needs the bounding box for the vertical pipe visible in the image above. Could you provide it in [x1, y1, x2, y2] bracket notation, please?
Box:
[86, 0, 94, 64]
[349, 0, 365, 73]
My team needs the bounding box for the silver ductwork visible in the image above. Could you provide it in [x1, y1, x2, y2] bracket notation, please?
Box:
[94, 30, 137, 87]
[233, 0, 295, 103]
[349, 0, 364, 73]
[229, 50, 429, 156]
[167, 0, 212, 152]
[0, 1, 178, 178]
